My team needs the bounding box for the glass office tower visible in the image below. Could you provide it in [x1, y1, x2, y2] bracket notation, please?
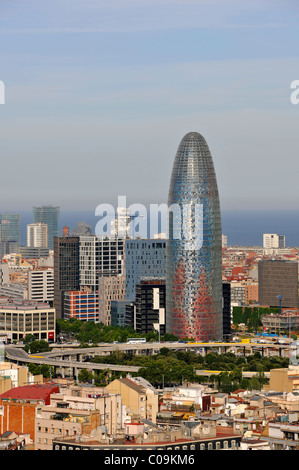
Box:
[0, 213, 20, 244]
[33, 206, 59, 249]
[166, 132, 222, 341]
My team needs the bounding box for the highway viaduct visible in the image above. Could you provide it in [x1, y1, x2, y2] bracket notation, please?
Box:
[4, 341, 288, 380]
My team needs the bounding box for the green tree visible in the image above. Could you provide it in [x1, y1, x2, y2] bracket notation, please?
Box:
[78, 369, 93, 383]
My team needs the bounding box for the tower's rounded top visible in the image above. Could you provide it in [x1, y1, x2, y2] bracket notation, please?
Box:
[181, 131, 205, 141]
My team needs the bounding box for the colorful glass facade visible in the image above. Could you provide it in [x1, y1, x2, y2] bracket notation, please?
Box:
[166, 131, 223, 341]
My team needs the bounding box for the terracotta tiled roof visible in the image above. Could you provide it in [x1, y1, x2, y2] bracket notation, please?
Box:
[0, 383, 59, 405]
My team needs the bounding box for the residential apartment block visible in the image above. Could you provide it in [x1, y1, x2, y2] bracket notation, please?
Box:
[27, 268, 54, 302]
[27, 222, 48, 248]
[35, 389, 123, 450]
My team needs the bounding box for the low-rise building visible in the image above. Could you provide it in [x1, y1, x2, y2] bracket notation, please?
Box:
[0, 383, 60, 442]
[267, 366, 299, 393]
[106, 376, 159, 423]
[0, 362, 43, 394]
[52, 420, 242, 451]
[35, 387, 123, 450]
[0, 431, 29, 450]
[0, 299, 55, 342]
[261, 417, 299, 450]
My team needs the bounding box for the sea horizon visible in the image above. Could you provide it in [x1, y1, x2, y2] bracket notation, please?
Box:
[16, 208, 299, 248]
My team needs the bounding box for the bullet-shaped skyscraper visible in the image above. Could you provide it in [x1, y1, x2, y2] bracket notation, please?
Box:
[166, 132, 222, 341]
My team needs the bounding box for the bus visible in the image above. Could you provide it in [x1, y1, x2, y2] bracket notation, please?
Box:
[126, 338, 146, 344]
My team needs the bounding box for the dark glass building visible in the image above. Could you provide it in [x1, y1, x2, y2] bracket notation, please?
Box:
[54, 236, 80, 319]
[166, 131, 222, 341]
[125, 278, 166, 336]
[222, 282, 232, 341]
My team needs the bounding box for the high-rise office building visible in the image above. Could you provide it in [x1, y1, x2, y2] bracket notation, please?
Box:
[27, 222, 48, 248]
[0, 240, 19, 259]
[222, 282, 232, 341]
[98, 275, 126, 325]
[53, 236, 80, 319]
[132, 278, 166, 336]
[33, 206, 59, 250]
[258, 260, 299, 309]
[166, 131, 222, 341]
[79, 235, 125, 291]
[72, 222, 92, 236]
[125, 239, 166, 301]
[0, 213, 20, 244]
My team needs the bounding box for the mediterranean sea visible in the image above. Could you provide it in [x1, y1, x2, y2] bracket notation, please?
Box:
[19, 209, 299, 248]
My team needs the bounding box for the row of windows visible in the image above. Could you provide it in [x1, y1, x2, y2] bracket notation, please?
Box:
[54, 439, 238, 451]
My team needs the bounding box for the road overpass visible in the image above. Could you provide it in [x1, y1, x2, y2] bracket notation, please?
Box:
[4, 340, 288, 380]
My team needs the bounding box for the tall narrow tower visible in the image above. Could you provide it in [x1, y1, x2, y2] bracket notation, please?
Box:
[166, 131, 222, 341]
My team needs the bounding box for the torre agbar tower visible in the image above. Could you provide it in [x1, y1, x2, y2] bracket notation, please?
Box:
[166, 131, 223, 341]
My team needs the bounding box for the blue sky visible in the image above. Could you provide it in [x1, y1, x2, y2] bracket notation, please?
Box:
[0, 0, 299, 213]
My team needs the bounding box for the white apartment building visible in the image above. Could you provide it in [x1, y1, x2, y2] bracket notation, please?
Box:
[263, 233, 285, 249]
[230, 281, 246, 306]
[222, 234, 228, 248]
[27, 223, 48, 248]
[27, 268, 54, 302]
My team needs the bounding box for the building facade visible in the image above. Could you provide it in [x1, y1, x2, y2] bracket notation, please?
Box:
[127, 278, 166, 336]
[222, 282, 231, 340]
[166, 132, 223, 341]
[111, 300, 129, 328]
[27, 268, 54, 302]
[79, 235, 125, 291]
[263, 233, 285, 249]
[98, 275, 126, 325]
[125, 239, 166, 301]
[35, 390, 122, 450]
[0, 384, 60, 442]
[0, 300, 55, 342]
[0, 213, 20, 245]
[64, 290, 99, 322]
[0, 240, 19, 259]
[33, 206, 59, 250]
[53, 236, 80, 319]
[19, 246, 50, 259]
[258, 260, 299, 308]
[27, 222, 48, 248]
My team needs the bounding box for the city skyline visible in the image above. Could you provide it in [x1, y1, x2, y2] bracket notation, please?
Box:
[0, 1, 298, 213]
